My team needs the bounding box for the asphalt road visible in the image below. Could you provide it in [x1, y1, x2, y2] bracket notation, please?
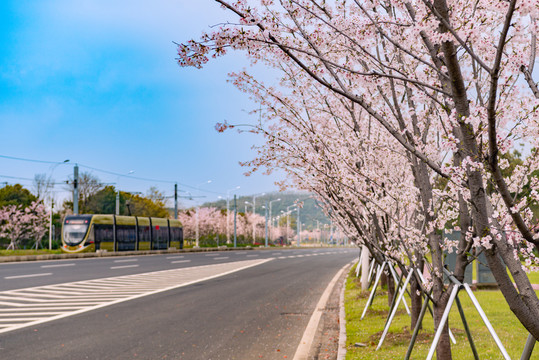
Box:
[0, 247, 358, 359]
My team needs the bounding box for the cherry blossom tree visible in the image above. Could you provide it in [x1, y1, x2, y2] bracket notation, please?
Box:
[0, 201, 49, 250]
[26, 201, 49, 249]
[178, 0, 539, 357]
[0, 205, 28, 250]
[178, 207, 265, 245]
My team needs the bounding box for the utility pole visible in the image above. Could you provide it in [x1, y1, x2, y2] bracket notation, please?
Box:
[233, 194, 237, 248]
[174, 183, 178, 220]
[73, 164, 79, 215]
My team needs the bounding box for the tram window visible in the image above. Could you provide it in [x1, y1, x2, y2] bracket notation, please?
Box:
[152, 226, 168, 249]
[139, 226, 150, 242]
[116, 226, 135, 250]
[170, 227, 182, 242]
[95, 225, 113, 242]
[117, 226, 136, 243]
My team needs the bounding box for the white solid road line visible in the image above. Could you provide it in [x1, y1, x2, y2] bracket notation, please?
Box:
[41, 263, 76, 268]
[5, 273, 53, 280]
[293, 263, 349, 360]
[110, 265, 139, 270]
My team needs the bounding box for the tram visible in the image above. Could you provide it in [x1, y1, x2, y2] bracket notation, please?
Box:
[61, 214, 183, 253]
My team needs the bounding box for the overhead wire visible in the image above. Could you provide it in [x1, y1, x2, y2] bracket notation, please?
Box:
[0, 154, 227, 196]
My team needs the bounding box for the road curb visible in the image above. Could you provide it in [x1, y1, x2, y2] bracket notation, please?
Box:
[337, 261, 357, 360]
[293, 261, 352, 360]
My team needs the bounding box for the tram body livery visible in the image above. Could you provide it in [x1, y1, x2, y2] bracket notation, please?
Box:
[62, 214, 183, 253]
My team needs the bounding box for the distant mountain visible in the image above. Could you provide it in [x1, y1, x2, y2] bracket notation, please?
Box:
[202, 191, 330, 230]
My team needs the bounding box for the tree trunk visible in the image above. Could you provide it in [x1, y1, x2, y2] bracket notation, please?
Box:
[433, 288, 453, 360]
[387, 270, 395, 308]
[410, 261, 424, 331]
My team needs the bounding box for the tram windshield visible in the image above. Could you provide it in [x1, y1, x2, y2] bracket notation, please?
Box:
[63, 219, 90, 245]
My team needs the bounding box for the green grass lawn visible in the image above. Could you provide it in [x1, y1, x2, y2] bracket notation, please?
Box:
[0, 249, 62, 256]
[524, 270, 539, 284]
[345, 267, 531, 359]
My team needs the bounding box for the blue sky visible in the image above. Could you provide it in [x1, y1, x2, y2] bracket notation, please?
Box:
[0, 0, 284, 207]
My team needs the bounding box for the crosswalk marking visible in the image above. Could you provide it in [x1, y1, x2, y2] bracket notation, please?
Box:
[0, 259, 271, 334]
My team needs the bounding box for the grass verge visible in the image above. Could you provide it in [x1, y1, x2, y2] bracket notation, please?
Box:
[0, 249, 63, 256]
[345, 266, 530, 359]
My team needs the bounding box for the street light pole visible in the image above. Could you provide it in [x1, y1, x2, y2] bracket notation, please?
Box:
[268, 198, 281, 243]
[234, 194, 237, 248]
[252, 193, 265, 244]
[195, 180, 212, 248]
[285, 204, 297, 245]
[48, 159, 69, 249]
[264, 203, 268, 247]
[49, 198, 54, 250]
[297, 206, 301, 247]
[244, 201, 253, 242]
[226, 186, 240, 244]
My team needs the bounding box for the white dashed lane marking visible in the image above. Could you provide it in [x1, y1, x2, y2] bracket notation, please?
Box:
[110, 265, 139, 270]
[40, 263, 76, 269]
[4, 273, 53, 280]
[171, 260, 191, 264]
